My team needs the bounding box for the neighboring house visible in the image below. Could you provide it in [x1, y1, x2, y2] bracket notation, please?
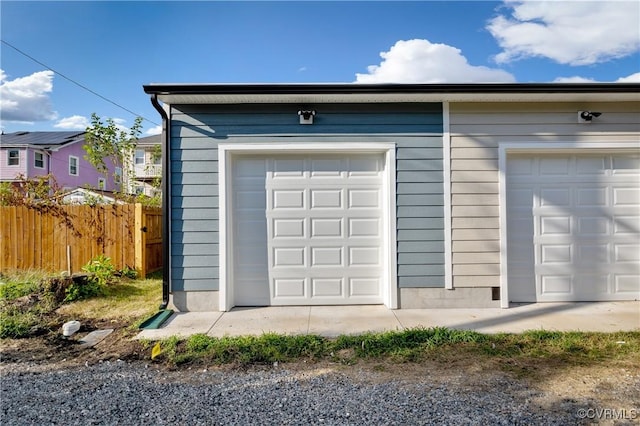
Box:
[143, 83, 640, 312]
[0, 131, 121, 192]
[58, 187, 122, 205]
[126, 134, 162, 197]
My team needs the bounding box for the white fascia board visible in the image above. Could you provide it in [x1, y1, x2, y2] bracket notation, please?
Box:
[157, 92, 640, 105]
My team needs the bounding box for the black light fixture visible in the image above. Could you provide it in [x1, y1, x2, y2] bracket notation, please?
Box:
[578, 111, 602, 123]
[298, 110, 316, 125]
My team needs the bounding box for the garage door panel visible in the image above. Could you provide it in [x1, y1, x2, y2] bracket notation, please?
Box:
[311, 189, 342, 208]
[615, 275, 640, 293]
[539, 216, 571, 235]
[311, 218, 343, 237]
[540, 188, 571, 206]
[577, 187, 608, 206]
[350, 278, 380, 296]
[540, 244, 572, 263]
[540, 275, 573, 296]
[614, 187, 640, 205]
[274, 279, 306, 298]
[273, 190, 305, 209]
[273, 247, 306, 267]
[614, 216, 640, 234]
[508, 153, 640, 302]
[312, 278, 343, 297]
[576, 157, 607, 174]
[577, 244, 609, 265]
[612, 155, 640, 172]
[273, 218, 305, 238]
[578, 217, 609, 235]
[615, 244, 640, 262]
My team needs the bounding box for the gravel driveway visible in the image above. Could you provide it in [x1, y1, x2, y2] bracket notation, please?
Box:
[1, 360, 597, 425]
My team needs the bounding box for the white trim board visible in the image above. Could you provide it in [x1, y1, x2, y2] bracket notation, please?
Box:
[498, 141, 640, 308]
[218, 142, 398, 311]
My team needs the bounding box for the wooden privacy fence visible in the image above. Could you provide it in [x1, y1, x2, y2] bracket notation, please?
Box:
[0, 203, 162, 277]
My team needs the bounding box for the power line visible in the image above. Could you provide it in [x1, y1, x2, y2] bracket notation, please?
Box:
[1, 39, 159, 126]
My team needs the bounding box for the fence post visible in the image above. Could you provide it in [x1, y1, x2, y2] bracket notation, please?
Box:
[134, 203, 146, 278]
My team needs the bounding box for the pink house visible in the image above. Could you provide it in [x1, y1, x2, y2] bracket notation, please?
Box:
[0, 131, 120, 192]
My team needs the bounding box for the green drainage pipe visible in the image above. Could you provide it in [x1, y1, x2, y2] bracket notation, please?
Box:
[138, 309, 173, 330]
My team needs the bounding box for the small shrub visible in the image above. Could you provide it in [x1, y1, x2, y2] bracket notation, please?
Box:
[82, 255, 117, 287]
[64, 255, 117, 302]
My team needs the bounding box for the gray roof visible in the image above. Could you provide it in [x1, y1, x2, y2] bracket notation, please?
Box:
[137, 134, 162, 146]
[0, 131, 86, 148]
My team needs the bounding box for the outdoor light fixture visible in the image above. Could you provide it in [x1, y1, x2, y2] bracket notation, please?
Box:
[298, 110, 316, 125]
[578, 111, 602, 123]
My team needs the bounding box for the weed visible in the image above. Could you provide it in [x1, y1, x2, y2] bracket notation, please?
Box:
[0, 270, 48, 300]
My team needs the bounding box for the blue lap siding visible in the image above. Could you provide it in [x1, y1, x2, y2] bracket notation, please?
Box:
[169, 103, 444, 293]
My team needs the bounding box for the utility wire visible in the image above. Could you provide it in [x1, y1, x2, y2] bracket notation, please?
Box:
[1, 39, 159, 126]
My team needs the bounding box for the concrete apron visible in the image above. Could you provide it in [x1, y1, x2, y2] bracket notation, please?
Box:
[135, 301, 640, 340]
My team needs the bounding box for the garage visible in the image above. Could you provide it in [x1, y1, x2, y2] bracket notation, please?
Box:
[506, 153, 640, 302]
[227, 151, 391, 306]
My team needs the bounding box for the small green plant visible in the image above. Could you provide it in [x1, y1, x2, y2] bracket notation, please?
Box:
[120, 265, 138, 280]
[64, 255, 117, 302]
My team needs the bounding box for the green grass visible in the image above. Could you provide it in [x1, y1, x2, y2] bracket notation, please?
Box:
[0, 268, 162, 338]
[145, 327, 640, 367]
[3, 268, 639, 370]
[0, 269, 49, 300]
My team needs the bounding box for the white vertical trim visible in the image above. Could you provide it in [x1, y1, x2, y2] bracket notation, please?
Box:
[442, 102, 453, 290]
[498, 145, 510, 308]
[217, 147, 230, 311]
[386, 147, 398, 308]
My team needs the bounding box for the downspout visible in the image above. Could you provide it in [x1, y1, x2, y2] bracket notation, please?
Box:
[149, 94, 170, 310]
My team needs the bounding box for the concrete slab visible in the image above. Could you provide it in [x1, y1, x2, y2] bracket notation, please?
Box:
[136, 312, 222, 340]
[208, 307, 310, 337]
[135, 302, 639, 340]
[308, 305, 402, 337]
[393, 302, 640, 334]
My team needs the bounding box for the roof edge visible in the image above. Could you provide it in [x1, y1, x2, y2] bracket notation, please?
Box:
[143, 82, 640, 95]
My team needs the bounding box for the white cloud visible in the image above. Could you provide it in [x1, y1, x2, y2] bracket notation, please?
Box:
[54, 115, 89, 129]
[488, 0, 640, 66]
[552, 76, 598, 83]
[145, 125, 162, 136]
[617, 72, 640, 83]
[355, 39, 515, 83]
[553, 71, 640, 83]
[0, 69, 58, 122]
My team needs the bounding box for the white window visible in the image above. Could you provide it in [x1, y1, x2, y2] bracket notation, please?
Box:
[135, 149, 145, 165]
[98, 177, 106, 189]
[134, 186, 144, 195]
[34, 152, 44, 168]
[69, 156, 79, 176]
[114, 167, 122, 183]
[8, 150, 19, 166]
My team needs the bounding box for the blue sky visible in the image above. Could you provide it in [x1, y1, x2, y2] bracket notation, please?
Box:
[1, 1, 639, 136]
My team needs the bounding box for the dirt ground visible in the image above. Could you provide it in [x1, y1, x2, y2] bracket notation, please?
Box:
[1, 322, 639, 425]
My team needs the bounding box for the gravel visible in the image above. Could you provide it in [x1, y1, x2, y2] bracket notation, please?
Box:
[1, 360, 587, 425]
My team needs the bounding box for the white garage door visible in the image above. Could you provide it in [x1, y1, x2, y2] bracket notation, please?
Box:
[507, 153, 640, 302]
[232, 154, 386, 306]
